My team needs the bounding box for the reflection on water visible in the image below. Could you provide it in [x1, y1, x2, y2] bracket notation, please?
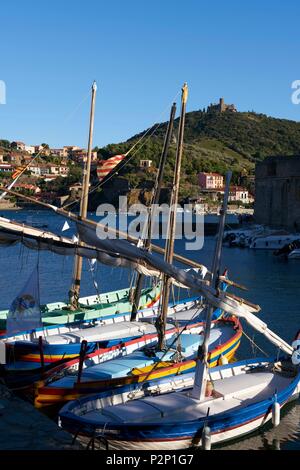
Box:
[1, 210, 300, 449]
[219, 401, 300, 450]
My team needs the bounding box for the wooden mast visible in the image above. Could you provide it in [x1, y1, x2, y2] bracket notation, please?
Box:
[69, 81, 97, 310]
[156, 83, 188, 350]
[190, 171, 232, 401]
[130, 102, 177, 321]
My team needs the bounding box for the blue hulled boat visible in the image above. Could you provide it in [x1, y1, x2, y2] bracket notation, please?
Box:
[34, 317, 241, 408]
[3, 295, 209, 365]
[59, 356, 300, 450]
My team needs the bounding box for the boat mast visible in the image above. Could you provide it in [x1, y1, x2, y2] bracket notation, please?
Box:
[69, 81, 97, 310]
[190, 171, 232, 400]
[130, 102, 177, 321]
[156, 83, 188, 350]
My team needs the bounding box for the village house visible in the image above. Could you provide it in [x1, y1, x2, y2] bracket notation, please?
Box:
[42, 174, 59, 182]
[22, 154, 33, 165]
[34, 145, 43, 153]
[70, 148, 98, 163]
[9, 152, 24, 166]
[228, 186, 251, 204]
[28, 163, 69, 178]
[34, 145, 51, 156]
[197, 180, 252, 205]
[0, 154, 10, 164]
[28, 164, 50, 176]
[63, 146, 81, 157]
[50, 148, 65, 157]
[0, 163, 15, 174]
[139, 159, 152, 169]
[198, 172, 224, 189]
[11, 141, 26, 151]
[24, 145, 35, 155]
[49, 165, 69, 176]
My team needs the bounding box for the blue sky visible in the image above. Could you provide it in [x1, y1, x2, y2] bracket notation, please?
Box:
[0, 0, 300, 148]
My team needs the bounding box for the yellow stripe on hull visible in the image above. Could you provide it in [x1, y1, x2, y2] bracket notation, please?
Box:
[34, 333, 241, 408]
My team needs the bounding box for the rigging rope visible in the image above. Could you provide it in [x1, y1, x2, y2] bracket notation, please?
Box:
[61, 88, 181, 212]
[61, 120, 164, 211]
[242, 329, 269, 357]
[128, 299, 205, 399]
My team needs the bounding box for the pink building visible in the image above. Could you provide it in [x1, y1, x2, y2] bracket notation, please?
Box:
[198, 172, 224, 189]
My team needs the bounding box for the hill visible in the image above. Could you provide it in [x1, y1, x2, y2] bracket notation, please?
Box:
[97, 111, 300, 201]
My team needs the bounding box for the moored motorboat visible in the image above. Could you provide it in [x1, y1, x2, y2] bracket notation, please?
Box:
[288, 249, 300, 259]
[250, 233, 300, 250]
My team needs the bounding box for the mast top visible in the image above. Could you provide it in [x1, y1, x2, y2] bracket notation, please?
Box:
[182, 83, 188, 104]
[92, 81, 97, 91]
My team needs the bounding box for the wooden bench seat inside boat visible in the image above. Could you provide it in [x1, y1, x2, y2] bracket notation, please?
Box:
[96, 371, 292, 424]
[35, 322, 157, 345]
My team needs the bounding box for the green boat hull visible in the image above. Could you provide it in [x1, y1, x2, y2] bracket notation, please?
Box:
[0, 285, 160, 336]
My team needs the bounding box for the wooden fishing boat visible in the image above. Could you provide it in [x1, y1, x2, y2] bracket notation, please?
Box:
[3, 313, 204, 391]
[4, 294, 210, 364]
[34, 317, 241, 408]
[0, 285, 161, 338]
[58, 356, 300, 450]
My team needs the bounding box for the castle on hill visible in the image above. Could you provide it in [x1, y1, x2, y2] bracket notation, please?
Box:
[207, 97, 237, 113]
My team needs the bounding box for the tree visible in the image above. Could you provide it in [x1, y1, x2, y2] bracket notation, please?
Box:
[0, 139, 10, 149]
[68, 165, 82, 183]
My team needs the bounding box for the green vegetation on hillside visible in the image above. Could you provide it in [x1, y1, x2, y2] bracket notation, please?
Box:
[2, 110, 300, 206]
[98, 111, 300, 198]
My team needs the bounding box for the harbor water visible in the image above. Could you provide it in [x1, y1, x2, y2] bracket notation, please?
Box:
[0, 209, 300, 450]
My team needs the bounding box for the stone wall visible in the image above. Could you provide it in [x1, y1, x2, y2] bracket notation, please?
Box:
[254, 156, 300, 230]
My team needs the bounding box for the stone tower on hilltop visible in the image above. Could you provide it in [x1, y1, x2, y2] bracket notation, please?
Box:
[207, 98, 237, 113]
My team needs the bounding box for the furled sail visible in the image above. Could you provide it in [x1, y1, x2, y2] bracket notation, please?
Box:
[0, 216, 259, 320]
[0, 217, 159, 277]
